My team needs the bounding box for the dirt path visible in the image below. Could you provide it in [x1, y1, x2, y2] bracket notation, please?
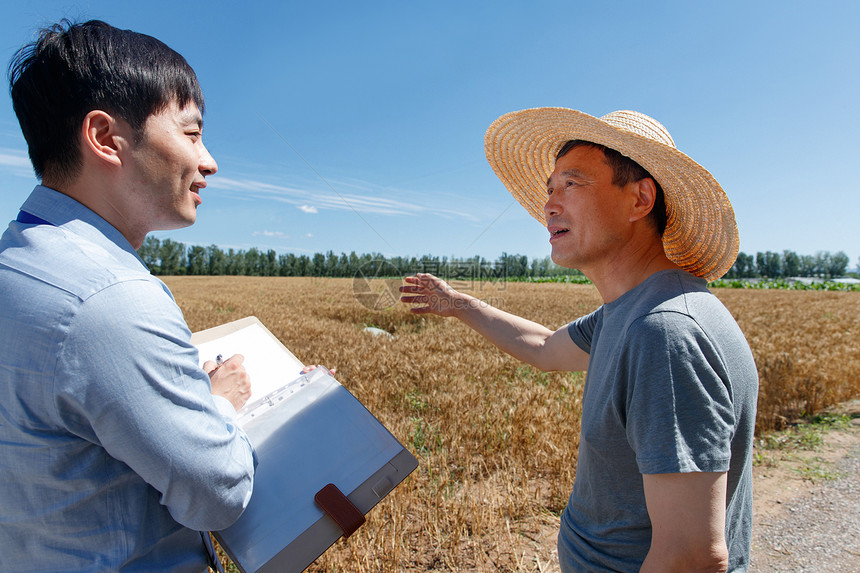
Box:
[749, 400, 860, 572]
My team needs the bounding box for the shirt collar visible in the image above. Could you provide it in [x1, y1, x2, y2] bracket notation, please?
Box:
[19, 185, 149, 272]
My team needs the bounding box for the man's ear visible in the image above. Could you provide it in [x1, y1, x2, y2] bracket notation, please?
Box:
[628, 177, 657, 223]
[81, 110, 128, 167]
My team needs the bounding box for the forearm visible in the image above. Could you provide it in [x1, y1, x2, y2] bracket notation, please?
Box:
[158, 419, 256, 530]
[451, 292, 574, 371]
[401, 274, 587, 371]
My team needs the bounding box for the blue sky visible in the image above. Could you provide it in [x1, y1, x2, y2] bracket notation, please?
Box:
[1, 1, 858, 268]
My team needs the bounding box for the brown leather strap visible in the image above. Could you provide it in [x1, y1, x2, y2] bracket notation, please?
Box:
[314, 483, 365, 538]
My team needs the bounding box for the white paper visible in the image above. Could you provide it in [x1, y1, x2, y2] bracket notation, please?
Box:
[195, 323, 305, 411]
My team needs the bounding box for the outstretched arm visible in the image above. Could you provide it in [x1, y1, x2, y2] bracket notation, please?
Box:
[400, 273, 588, 372]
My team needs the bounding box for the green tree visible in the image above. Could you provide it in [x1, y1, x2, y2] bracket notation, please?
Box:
[159, 239, 186, 275]
[730, 252, 755, 278]
[263, 249, 278, 276]
[187, 245, 208, 275]
[226, 248, 245, 276]
[244, 248, 262, 276]
[782, 250, 800, 278]
[312, 253, 326, 276]
[755, 251, 782, 278]
[295, 254, 310, 276]
[824, 251, 849, 278]
[206, 245, 226, 275]
[348, 251, 360, 276]
[278, 253, 296, 276]
[138, 236, 161, 272]
[799, 254, 817, 277]
[325, 251, 339, 277]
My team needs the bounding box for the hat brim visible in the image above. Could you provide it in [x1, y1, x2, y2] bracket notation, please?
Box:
[484, 107, 739, 282]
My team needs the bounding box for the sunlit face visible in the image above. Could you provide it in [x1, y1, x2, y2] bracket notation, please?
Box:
[543, 145, 632, 271]
[126, 100, 217, 236]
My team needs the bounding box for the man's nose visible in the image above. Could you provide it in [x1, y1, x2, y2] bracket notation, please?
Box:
[544, 194, 560, 218]
[199, 142, 218, 176]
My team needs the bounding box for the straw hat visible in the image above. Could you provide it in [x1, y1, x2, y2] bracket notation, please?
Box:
[484, 108, 739, 282]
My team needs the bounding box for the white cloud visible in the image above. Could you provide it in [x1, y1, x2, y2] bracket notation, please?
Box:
[299, 205, 318, 214]
[306, 233, 313, 238]
[0, 148, 35, 178]
[207, 175, 476, 220]
[0, 150, 31, 168]
[253, 230, 289, 239]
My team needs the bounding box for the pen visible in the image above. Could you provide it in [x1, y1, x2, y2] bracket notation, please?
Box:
[216, 354, 223, 367]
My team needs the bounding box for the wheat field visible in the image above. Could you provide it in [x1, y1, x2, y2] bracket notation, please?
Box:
[163, 276, 860, 572]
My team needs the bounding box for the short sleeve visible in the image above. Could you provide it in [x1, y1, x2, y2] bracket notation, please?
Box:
[568, 307, 601, 354]
[623, 311, 736, 475]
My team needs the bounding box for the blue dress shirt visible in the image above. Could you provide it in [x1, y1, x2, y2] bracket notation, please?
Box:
[0, 186, 256, 572]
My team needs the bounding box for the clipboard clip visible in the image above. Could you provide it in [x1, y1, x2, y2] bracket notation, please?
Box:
[314, 483, 366, 539]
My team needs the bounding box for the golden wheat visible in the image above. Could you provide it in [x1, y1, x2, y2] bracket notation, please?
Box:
[164, 276, 860, 572]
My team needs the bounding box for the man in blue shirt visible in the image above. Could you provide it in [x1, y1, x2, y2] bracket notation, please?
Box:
[0, 20, 256, 572]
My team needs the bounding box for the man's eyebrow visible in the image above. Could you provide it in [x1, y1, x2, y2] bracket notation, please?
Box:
[547, 169, 589, 186]
[179, 109, 203, 129]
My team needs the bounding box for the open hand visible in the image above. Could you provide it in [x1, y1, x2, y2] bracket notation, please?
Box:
[399, 273, 468, 317]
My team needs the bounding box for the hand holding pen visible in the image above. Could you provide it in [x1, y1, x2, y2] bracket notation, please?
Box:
[204, 353, 251, 411]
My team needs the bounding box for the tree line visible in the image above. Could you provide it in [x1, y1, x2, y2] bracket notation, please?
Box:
[137, 237, 856, 280]
[725, 250, 853, 279]
[136, 237, 582, 280]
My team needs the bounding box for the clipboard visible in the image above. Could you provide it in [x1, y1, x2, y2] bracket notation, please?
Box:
[192, 317, 418, 573]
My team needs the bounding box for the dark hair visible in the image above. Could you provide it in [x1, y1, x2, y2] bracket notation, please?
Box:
[556, 139, 667, 236]
[7, 19, 204, 183]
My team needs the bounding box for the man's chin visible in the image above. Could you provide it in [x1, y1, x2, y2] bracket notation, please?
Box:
[550, 250, 580, 272]
[158, 214, 197, 232]
[181, 206, 198, 226]
[549, 248, 567, 267]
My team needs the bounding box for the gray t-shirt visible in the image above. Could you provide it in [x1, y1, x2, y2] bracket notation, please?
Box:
[558, 270, 758, 572]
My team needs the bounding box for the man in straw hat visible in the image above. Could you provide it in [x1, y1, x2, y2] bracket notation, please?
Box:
[400, 108, 758, 572]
